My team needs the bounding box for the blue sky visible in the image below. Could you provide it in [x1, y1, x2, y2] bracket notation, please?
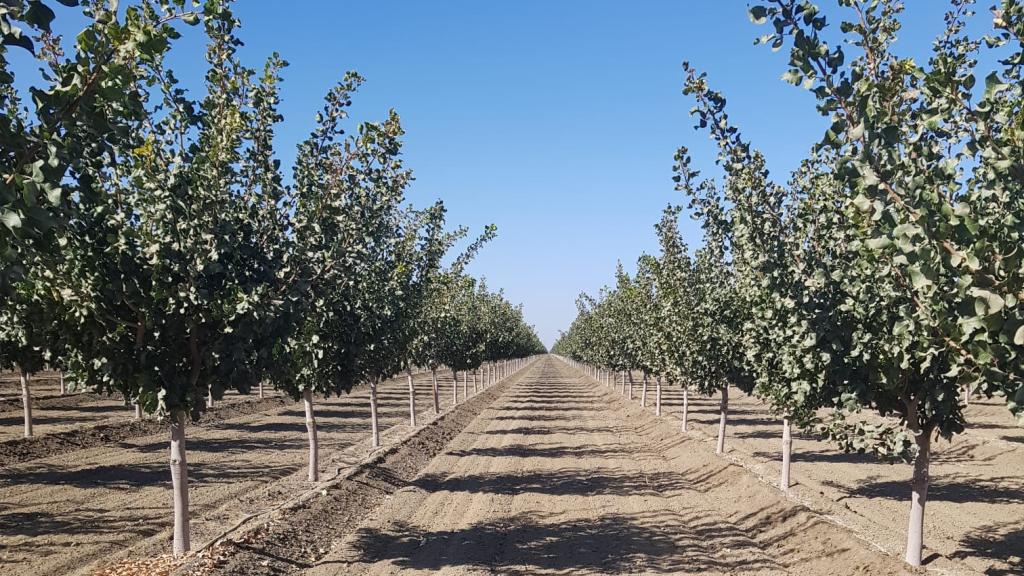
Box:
[22, 1, 978, 347]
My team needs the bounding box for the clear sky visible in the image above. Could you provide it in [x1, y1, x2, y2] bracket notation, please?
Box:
[25, 1, 970, 348]
[191, 2, 970, 348]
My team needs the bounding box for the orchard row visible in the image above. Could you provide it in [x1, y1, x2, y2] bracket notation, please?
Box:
[0, 0, 544, 559]
[554, 0, 1023, 568]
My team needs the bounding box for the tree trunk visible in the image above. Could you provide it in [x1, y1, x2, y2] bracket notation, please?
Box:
[303, 388, 319, 481]
[20, 368, 32, 438]
[206, 389, 213, 409]
[59, 370, 66, 395]
[716, 386, 729, 455]
[462, 371, 468, 399]
[655, 376, 662, 416]
[627, 371, 634, 400]
[682, 386, 689, 432]
[407, 367, 417, 427]
[134, 401, 143, 421]
[452, 370, 459, 405]
[905, 428, 932, 566]
[258, 380, 265, 399]
[473, 370, 478, 393]
[620, 371, 626, 395]
[369, 380, 380, 448]
[169, 410, 190, 556]
[431, 368, 439, 414]
[780, 418, 792, 490]
[641, 372, 648, 407]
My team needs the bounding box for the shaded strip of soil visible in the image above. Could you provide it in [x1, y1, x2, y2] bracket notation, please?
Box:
[0, 395, 290, 468]
[0, 391, 117, 414]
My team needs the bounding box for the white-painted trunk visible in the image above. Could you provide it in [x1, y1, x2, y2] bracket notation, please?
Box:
[682, 386, 689, 432]
[627, 371, 634, 400]
[258, 380, 265, 399]
[641, 372, 648, 407]
[407, 368, 417, 427]
[452, 370, 459, 405]
[655, 376, 662, 416]
[620, 371, 626, 395]
[59, 370, 66, 395]
[369, 380, 380, 448]
[462, 371, 468, 399]
[431, 368, 439, 414]
[780, 418, 792, 490]
[169, 410, 190, 556]
[206, 389, 213, 409]
[716, 386, 729, 455]
[21, 369, 32, 438]
[303, 388, 319, 481]
[134, 401, 143, 421]
[905, 430, 932, 566]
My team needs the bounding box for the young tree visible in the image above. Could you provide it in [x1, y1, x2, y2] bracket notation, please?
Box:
[55, 2, 288, 555]
[746, 0, 1024, 564]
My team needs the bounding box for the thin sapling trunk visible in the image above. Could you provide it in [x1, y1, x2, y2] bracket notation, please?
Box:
[452, 370, 458, 405]
[655, 375, 662, 416]
[627, 371, 634, 401]
[59, 370, 65, 395]
[716, 386, 729, 455]
[780, 418, 792, 490]
[20, 368, 32, 438]
[641, 372, 648, 407]
[431, 368, 439, 414]
[682, 385, 689, 432]
[905, 424, 933, 566]
[169, 410, 190, 556]
[369, 379, 380, 448]
[303, 388, 319, 481]
[407, 367, 417, 427]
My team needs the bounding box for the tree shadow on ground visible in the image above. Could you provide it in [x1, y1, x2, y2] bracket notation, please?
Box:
[413, 467, 689, 497]
[956, 520, 1024, 575]
[824, 473, 1024, 504]
[336, 509, 786, 575]
[0, 455, 295, 490]
[446, 442, 633, 460]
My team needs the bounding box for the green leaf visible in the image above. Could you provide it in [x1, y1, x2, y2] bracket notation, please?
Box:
[1, 211, 22, 230]
[748, 6, 768, 24]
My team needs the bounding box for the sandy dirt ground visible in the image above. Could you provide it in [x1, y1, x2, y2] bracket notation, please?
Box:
[615, 377, 1024, 575]
[307, 358, 916, 576]
[0, 368, 487, 576]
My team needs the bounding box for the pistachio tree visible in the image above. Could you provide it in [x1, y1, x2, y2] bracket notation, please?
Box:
[747, 0, 1024, 564]
[53, 2, 290, 556]
[672, 153, 755, 455]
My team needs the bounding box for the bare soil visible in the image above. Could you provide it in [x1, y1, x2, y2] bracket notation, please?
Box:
[299, 358, 918, 576]
[0, 369, 479, 576]
[619, 373, 1024, 575]
[2, 358, 1014, 576]
[0, 392, 290, 467]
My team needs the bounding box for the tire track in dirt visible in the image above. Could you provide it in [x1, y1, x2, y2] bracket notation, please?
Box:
[308, 357, 912, 575]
